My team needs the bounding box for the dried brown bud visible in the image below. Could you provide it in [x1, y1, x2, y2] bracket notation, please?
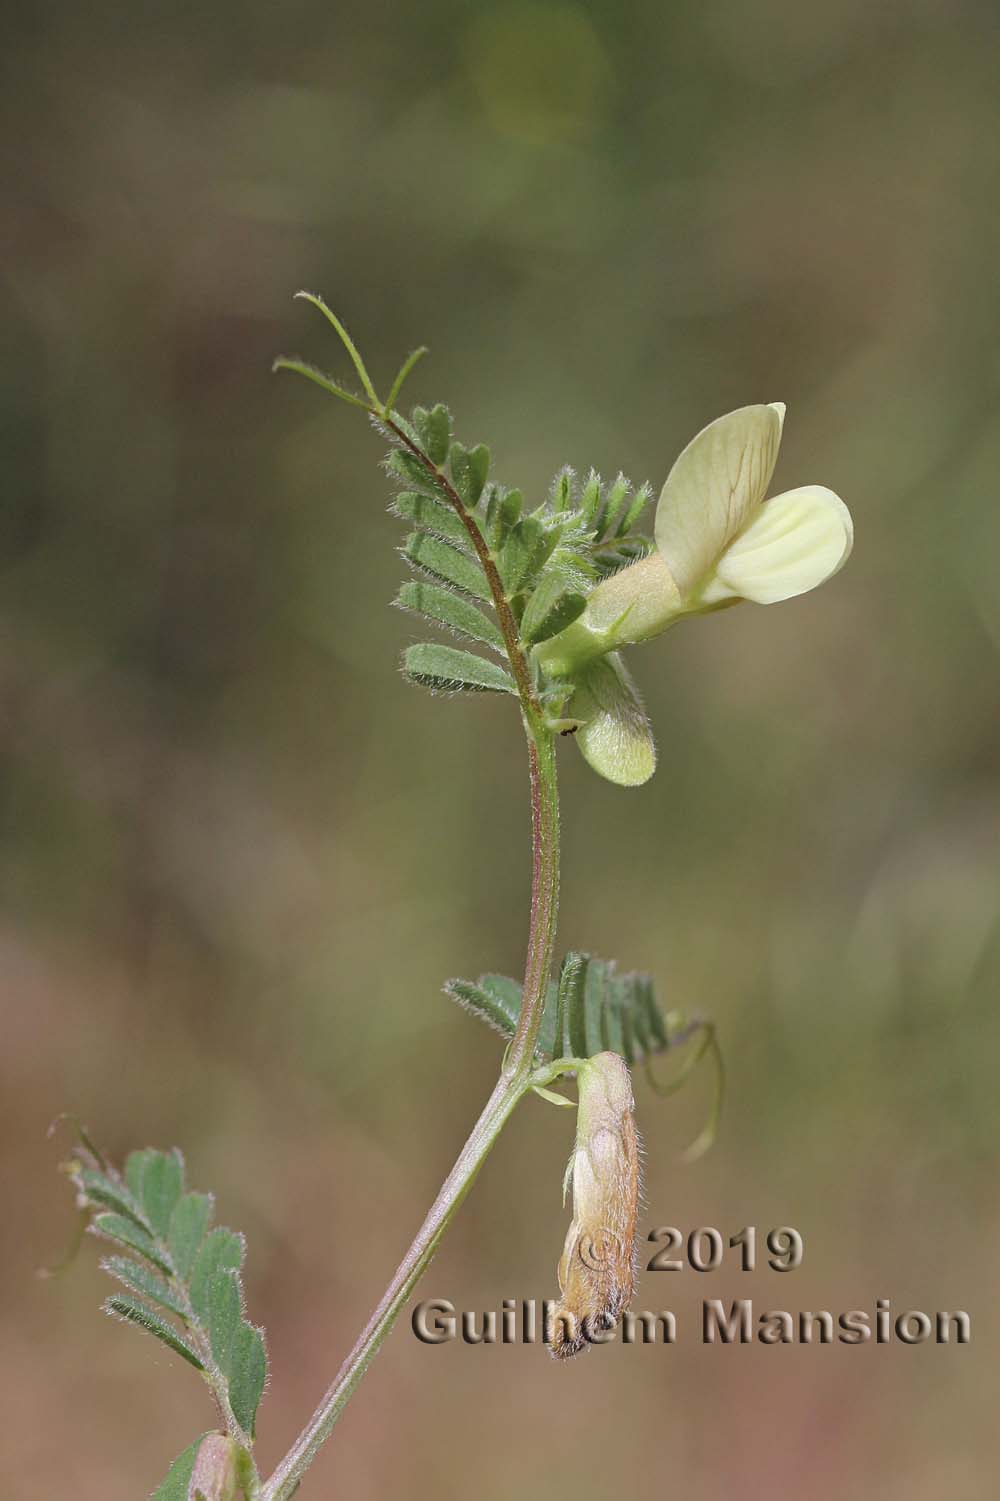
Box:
[549, 1051, 639, 1358]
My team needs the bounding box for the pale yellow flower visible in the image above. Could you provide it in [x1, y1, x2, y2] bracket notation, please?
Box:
[535, 404, 853, 785]
[539, 404, 852, 677]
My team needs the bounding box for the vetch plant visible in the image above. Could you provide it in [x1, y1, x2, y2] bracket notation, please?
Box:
[50, 294, 853, 1500]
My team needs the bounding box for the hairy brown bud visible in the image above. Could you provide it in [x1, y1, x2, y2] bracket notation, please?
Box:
[549, 1051, 639, 1358]
[189, 1433, 239, 1501]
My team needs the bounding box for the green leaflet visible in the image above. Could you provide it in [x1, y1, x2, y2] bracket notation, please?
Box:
[403, 643, 515, 694]
[413, 404, 451, 466]
[140, 1150, 184, 1236]
[555, 950, 589, 1060]
[519, 574, 586, 647]
[387, 448, 446, 494]
[591, 473, 630, 539]
[441, 972, 555, 1056]
[615, 481, 652, 537]
[76, 1168, 149, 1226]
[403, 531, 491, 601]
[190, 1229, 244, 1322]
[202, 1267, 267, 1440]
[396, 581, 504, 652]
[227, 1322, 268, 1439]
[102, 1254, 189, 1318]
[169, 1192, 213, 1281]
[592, 535, 654, 577]
[550, 468, 574, 514]
[485, 488, 523, 551]
[578, 470, 603, 529]
[449, 442, 490, 507]
[497, 516, 547, 595]
[125, 1148, 157, 1202]
[92, 1212, 173, 1274]
[206, 1269, 243, 1374]
[105, 1294, 204, 1369]
[391, 492, 474, 552]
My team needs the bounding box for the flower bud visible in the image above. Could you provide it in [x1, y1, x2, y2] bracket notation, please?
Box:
[549, 1052, 639, 1359]
[569, 652, 656, 787]
[189, 1433, 239, 1501]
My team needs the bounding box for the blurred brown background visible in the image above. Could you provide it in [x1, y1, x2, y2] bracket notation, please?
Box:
[3, 1, 998, 1496]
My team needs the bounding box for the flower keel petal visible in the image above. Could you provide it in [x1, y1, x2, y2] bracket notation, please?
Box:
[715, 484, 853, 605]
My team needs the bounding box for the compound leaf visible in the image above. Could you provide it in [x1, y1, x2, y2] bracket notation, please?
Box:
[443, 952, 692, 1075]
[65, 1146, 267, 1456]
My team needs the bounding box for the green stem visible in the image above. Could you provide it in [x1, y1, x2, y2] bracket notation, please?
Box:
[506, 723, 560, 1075]
[259, 1073, 524, 1501]
[260, 727, 561, 1501]
[260, 357, 564, 1497]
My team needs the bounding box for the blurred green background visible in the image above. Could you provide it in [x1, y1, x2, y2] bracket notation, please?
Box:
[4, 1, 999, 1496]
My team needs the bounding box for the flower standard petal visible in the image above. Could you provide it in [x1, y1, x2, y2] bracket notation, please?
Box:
[655, 404, 784, 598]
[713, 485, 853, 604]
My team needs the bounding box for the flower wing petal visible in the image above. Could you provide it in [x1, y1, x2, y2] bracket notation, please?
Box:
[570, 653, 656, 787]
[655, 404, 784, 598]
[715, 485, 853, 604]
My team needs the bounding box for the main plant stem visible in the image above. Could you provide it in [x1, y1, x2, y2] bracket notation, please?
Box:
[261, 717, 560, 1501]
